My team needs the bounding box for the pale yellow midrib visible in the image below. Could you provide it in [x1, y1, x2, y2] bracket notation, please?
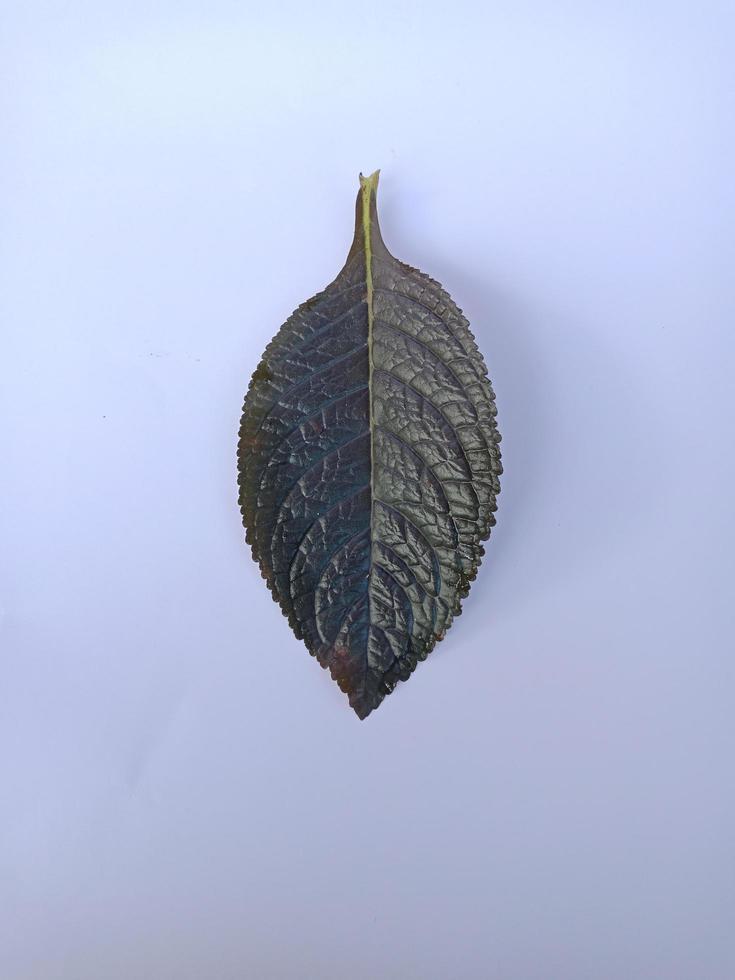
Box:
[361, 173, 376, 649]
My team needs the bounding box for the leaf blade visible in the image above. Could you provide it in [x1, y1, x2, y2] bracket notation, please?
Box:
[238, 173, 501, 718]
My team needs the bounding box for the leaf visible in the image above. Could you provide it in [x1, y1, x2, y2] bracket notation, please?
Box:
[237, 171, 501, 718]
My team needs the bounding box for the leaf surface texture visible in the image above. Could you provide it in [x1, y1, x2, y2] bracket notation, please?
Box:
[238, 173, 501, 717]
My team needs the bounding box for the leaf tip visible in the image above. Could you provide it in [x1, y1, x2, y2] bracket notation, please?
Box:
[349, 692, 377, 720]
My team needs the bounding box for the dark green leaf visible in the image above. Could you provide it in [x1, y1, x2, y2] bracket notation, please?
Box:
[237, 172, 501, 718]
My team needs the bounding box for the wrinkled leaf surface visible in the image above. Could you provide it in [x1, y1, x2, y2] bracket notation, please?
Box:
[238, 172, 501, 718]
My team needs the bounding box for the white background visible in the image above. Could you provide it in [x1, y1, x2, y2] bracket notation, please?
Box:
[2, 2, 734, 977]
